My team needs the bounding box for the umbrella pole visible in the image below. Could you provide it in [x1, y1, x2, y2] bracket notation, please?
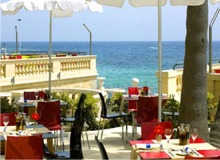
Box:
[49, 11, 52, 96]
[158, 0, 162, 122]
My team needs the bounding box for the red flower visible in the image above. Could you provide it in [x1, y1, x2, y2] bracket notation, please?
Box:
[31, 113, 40, 121]
[154, 124, 164, 135]
[143, 86, 148, 91]
[38, 91, 45, 98]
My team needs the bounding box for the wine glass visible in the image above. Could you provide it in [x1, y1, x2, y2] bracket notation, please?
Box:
[164, 128, 172, 144]
[190, 128, 198, 143]
[3, 116, 9, 133]
[35, 92, 39, 100]
[3, 116, 9, 127]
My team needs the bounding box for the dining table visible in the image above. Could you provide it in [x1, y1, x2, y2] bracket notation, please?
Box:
[129, 138, 220, 159]
[18, 99, 69, 118]
[0, 124, 57, 155]
[120, 94, 168, 140]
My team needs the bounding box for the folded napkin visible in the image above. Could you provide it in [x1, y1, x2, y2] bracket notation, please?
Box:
[130, 144, 161, 160]
[18, 100, 34, 104]
[135, 144, 161, 149]
[165, 148, 204, 159]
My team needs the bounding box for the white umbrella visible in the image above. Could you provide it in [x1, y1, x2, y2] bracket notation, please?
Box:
[0, 0, 103, 95]
[95, 0, 219, 122]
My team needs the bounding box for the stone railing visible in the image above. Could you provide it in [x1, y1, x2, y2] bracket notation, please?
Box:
[0, 55, 98, 92]
[160, 64, 220, 102]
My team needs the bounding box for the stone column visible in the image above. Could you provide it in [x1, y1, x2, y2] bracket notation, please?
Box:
[97, 77, 105, 90]
[132, 78, 139, 87]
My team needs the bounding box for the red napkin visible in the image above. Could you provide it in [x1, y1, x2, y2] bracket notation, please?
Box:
[129, 140, 153, 146]
[139, 151, 170, 159]
[197, 150, 220, 158]
[190, 137, 205, 143]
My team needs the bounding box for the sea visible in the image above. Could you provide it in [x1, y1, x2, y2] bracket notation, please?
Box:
[1, 41, 220, 94]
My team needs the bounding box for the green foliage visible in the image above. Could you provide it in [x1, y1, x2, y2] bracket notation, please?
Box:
[106, 92, 124, 112]
[162, 94, 180, 127]
[52, 92, 77, 116]
[52, 91, 99, 130]
[163, 94, 180, 112]
[81, 93, 99, 130]
[207, 92, 218, 125]
[104, 92, 131, 128]
[163, 93, 218, 127]
[0, 97, 17, 113]
[52, 91, 130, 130]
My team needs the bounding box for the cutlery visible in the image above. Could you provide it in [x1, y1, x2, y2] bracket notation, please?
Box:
[192, 150, 200, 156]
[168, 151, 175, 157]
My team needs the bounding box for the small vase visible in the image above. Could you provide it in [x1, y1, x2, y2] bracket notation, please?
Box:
[156, 134, 162, 144]
[34, 121, 38, 131]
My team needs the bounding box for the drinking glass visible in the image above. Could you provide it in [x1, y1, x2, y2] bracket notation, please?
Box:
[190, 128, 198, 143]
[35, 92, 39, 100]
[3, 116, 9, 127]
[164, 128, 172, 144]
[25, 116, 30, 128]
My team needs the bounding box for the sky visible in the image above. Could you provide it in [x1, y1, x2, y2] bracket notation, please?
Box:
[0, 0, 220, 42]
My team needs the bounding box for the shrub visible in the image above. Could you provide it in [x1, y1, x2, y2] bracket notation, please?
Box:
[52, 91, 99, 130]
[0, 97, 17, 113]
[162, 94, 180, 127]
[207, 92, 218, 125]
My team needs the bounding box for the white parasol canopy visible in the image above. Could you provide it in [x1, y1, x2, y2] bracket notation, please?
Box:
[95, 0, 220, 122]
[0, 0, 103, 95]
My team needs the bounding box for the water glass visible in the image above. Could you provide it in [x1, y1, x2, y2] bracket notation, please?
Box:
[164, 128, 172, 144]
[190, 128, 198, 143]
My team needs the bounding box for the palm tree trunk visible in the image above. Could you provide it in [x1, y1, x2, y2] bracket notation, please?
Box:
[179, 0, 209, 141]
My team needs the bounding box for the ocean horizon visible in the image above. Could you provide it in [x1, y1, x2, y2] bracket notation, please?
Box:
[1, 41, 220, 94]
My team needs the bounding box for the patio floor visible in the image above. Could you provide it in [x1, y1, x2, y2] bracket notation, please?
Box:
[62, 125, 141, 159]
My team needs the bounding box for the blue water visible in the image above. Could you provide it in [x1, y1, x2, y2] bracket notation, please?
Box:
[1, 41, 220, 93]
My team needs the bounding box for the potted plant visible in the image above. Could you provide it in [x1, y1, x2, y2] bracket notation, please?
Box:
[0, 97, 18, 126]
[0, 97, 18, 155]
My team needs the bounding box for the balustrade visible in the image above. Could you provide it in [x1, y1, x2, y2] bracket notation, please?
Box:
[0, 55, 98, 92]
[0, 64, 6, 78]
[15, 62, 50, 76]
[159, 64, 220, 102]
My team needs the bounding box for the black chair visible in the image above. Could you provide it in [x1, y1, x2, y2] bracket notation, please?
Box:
[97, 92, 129, 140]
[61, 94, 90, 149]
[95, 136, 109, 160]
[44, 93, 87, 159]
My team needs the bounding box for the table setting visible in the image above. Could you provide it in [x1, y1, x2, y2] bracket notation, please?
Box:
[129, 123, 220, 159]
[130, 138, 219, 159]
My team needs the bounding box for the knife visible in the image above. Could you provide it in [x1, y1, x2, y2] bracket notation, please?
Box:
[192, 150, 200, 156]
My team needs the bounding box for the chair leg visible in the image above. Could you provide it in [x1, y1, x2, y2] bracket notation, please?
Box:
[60, 128, 64, 151]
[97, 117, 102, 138]
[54, 131, 58, 149]
[134, 118, 137, 140]
[125, 117, 128, 142]
[121, 118, 124, 140]
[84, 129, 90, 149]
[121, 117, 128, 141]
[131, 112, 135, 139]
[101, 120, 105, 140]
[82, 132, 85, 145]
[126, 122, 128, 142]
